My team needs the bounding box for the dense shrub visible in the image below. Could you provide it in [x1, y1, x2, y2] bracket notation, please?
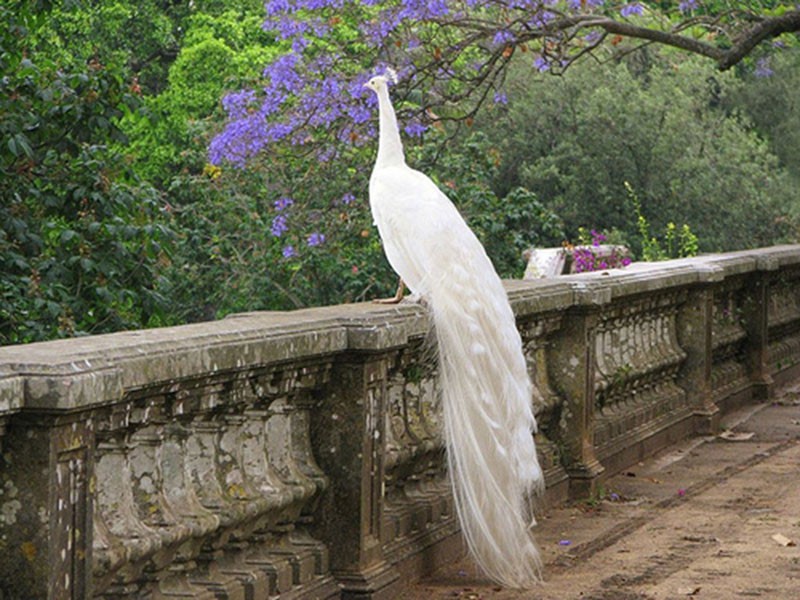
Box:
[484, 51, 798, 255]
[0, 4, 173, 344]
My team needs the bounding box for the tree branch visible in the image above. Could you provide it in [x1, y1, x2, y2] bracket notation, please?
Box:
[578, 16, 727, 62]
[569, 10, 800, 71]
[719, 9, 800, 70]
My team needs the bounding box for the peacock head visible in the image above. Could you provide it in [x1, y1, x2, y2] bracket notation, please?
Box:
[364, 68, 398, 93]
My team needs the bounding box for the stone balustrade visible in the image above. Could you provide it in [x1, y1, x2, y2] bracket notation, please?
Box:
[2, 245, 800, 600]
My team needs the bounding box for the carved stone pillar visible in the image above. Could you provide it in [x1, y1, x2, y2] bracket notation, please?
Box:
[312, 355, 400, 599]
[677, 266, 723, 435]
[0, 415, 94, 600]
[548, 284, 608, 499]
[742, 257, 777, 401]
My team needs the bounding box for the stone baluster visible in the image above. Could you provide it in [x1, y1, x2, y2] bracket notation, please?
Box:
[710, 280, 751, 408]
[766, 264, 800, 382]
[290, 393, 330, 509]
[94, 432, 160, 595]
[519, 312, 570, 503]
[240, 408, 294, 518]
[265, 396, 318, 521]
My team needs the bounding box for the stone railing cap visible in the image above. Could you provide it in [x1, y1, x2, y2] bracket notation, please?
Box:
[3, 244, 800, 412]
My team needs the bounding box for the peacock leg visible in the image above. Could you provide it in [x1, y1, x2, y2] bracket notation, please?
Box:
[373, 277, 405, 304]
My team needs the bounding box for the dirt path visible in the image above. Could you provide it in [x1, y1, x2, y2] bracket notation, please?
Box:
[406, 394, 800, 600]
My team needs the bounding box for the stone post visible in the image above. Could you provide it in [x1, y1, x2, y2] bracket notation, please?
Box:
[0, 414, 94, 600]
[548, 283, 608, 499]
[741, 256, 777, 400]
[312, 355, 399, 599]
[309, 307, 425, 600]
[676, 265, 723, 435]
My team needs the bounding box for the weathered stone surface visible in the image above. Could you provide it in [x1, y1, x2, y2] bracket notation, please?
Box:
[1, 245, 800, 599]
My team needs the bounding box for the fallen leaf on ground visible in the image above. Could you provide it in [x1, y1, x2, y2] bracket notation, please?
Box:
[774, 398, 800, 406]
[719, 430, 755, 441]
[772, 533, 796, 547]
[677, 586, 701, 595]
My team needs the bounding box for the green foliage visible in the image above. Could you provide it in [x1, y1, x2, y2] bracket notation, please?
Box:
[626, 182, 699, 261]
[485, 50, 797, 255]
[33, 0, 182, 94]
[121, 7, 279, 184]
[0, 2, 173, 345]
[158, 154, 395, 320]
[729, 48, 800, 193]
[412, 132, 565, 278]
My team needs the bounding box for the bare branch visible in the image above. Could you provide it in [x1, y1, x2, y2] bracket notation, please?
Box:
[564, 15, 727, 63]
[552, 9, 800, 71]
[720, 9, 800, 70]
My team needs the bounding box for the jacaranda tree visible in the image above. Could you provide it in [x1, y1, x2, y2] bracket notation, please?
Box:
[211, 1, 800, 169]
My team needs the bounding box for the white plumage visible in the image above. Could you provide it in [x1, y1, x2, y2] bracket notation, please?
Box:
[364, 71, 544, 588]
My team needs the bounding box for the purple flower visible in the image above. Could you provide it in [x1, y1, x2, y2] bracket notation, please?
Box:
[620, 3, 644, 17]
[404, 122, 427, 137]
[398, 0, 449, 19]
[362, 10, 401, 44]
[584, 30, 602, 44]
[754, 56, 774, 78]
[307, 232, 326, 246]
[282, 245, 296, 258]
[341, 192, 356, 204]
[568, 0, 604, 9]
[271, 214, 288, 237]
[492, 29, 516, 46]
[265, 0, 291, 16]
[263, 54, 303, 94]
[222, 89, 257, 119]
[678, 0, 697, 14]
[534, 56, 551, 72]
[493, 91, 508, 105]
[591, 229, 607, 246]
[528, 9, 555, 28]
[274, 196, 294, 211]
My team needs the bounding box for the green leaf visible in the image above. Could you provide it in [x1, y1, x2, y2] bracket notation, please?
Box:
[60, 229, 77, 243]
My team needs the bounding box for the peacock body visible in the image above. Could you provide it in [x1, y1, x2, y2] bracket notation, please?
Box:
[364, 71, 543, 588]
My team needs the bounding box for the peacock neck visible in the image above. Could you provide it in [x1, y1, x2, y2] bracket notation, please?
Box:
[375, 86, 406, 168]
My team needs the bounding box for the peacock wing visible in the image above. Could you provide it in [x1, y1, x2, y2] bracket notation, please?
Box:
[369, 165, 467, 295]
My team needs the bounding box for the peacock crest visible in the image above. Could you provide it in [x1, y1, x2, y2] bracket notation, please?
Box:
[384, 67, 398, 84]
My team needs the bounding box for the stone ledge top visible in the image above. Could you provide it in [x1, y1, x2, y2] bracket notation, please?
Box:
[1, 245, 799, 413]
[0, 303, 435, 411]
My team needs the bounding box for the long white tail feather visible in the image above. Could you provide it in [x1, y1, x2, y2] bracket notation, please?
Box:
[430, 256, 543, 588]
